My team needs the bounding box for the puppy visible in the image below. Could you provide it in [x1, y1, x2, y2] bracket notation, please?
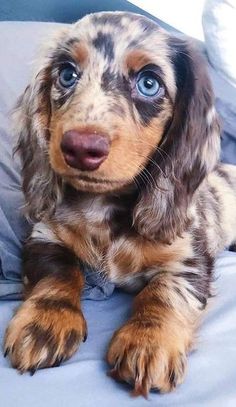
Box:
[4, 11, 236, 397]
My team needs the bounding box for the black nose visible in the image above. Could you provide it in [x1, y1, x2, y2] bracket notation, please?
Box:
[61, 130, 110, 171]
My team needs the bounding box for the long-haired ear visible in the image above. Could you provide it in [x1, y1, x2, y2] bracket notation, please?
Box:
[133, 37, 221, 243]
[14, 57, 63, 222]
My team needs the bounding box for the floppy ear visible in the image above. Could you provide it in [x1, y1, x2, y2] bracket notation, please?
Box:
[133, 37, 221, 243]
[14, 58, 63, 222]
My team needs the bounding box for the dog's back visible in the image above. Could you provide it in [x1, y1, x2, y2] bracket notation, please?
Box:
[196, 163, 236, 256]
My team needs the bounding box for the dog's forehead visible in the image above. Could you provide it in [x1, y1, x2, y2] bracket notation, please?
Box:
[75, 11, 158, 37]
[69, 12, 167, 59]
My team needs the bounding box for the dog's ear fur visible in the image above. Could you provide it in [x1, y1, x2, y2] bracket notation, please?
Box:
[14, 66, 62, 222]
[13, 35, 69, 222]
[133, 37, 221, 243]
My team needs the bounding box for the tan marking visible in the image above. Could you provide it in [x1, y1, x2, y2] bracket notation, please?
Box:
[71, 42, 89, 68]
[107, 232, 193, 284]
[126, 50, 157, 72]
[52, 219, 110, 267]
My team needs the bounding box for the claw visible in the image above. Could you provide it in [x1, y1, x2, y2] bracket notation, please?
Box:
[83, 331, 88, 342]
[30, 368, 37, 376]
[132, 378, 149, 399]
[107, 367, 122, 382]
[4, 348, 9, 358]
[53, 356, 63, 367]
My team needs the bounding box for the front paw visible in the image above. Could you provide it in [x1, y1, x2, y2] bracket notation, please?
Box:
[107, 320, 188, 397]
[4, 297, 87, 373]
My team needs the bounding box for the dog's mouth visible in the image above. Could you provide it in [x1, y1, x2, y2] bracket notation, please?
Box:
[64, 173, 130, 193]
[74, 174, 123, 184]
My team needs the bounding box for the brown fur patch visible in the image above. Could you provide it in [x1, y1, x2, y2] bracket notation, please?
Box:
[126, 50, 158, 72]
[71, 42, 89, 68]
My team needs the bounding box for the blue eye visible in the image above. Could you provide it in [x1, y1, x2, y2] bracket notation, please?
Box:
[59, 64, 78, 88]
[136, 72, 160, 97]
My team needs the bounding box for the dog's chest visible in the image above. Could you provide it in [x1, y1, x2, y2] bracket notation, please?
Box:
[73, 197, 136, 271]
[77, 219, 155, 291]
[55, 195, 184, 289]
[55, 196, 147, 286]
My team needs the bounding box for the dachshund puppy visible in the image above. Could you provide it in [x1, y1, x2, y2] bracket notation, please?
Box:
[4, 11, 236, 396]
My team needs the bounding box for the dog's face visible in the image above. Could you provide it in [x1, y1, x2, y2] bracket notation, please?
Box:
[45, 13, 175, 193]
[16, 11, 220, 241]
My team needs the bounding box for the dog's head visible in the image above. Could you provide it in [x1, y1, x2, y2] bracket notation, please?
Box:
[16, 12, 220, 241]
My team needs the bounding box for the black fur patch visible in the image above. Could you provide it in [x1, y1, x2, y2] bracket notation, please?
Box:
[229, 243, 236, 252]
[25, 322, 57, 363]
[51, 51, 76, 69]
[183, 258, 199, 268]
[23, 240, 79, 286]
[64, 329, 81, 350]
[101, 68, 130, 97]
[101, 69, 121, 92]
[35, 298, 80, 314]
[93, 32, 115, 61]
[134, 97, 165, 125]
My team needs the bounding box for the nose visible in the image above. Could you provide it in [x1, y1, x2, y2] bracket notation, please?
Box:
[61, 130, 110, 171]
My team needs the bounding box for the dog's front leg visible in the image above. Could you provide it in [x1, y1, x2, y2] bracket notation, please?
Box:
[107, 269, 208, 396]
[4, 238, 87, 373]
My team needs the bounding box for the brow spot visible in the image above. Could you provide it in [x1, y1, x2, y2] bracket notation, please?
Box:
[92, 31, 115, 61]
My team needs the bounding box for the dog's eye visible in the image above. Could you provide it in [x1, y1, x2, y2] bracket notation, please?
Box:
[59, 64, 78, 88]
[136, 72, 160, 97]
